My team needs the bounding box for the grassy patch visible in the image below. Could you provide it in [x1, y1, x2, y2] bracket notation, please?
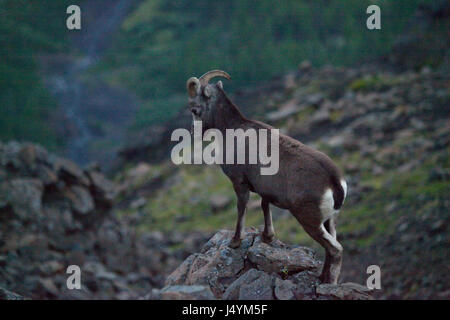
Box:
[295, 105, 316, 123]
[120, 149, 448, 257]
[349, 74, 403, 92]
[339, 159, 448, 248]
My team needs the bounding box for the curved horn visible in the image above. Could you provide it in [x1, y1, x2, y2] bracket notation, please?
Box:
[186, 77, 201, 97]
[199, 70, 231, 86]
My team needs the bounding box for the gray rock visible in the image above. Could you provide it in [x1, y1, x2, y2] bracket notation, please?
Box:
[210, 194, 232, 212]
[316, 282, 373, 300]
[160, 285, 215, 300]
[37, 278, 60, 296]
[64, 185, 95, 215]
[165, 254, 199, 286]
[223, 269, 268, 300]
[0, 178, 43, 219]
[290, 270, 320, 298]
[298, 60, 312, 72]
[165, 229, 373, 300]
[266, 99, 301, 122]
[166, 229, 323, 299]
[310, 108, 330, 126]
[36, 165, 58, 186]
[86, 170, 117, 204]
[165, 228, 262, 298]
[0, 141, 23, 169]
[274, 277, 296, 300]
[247, 236, 320, 275]
[54, 158, 90, 186]
[304, 93, 324, 106]
[223, 268, 275, 300]
[238, 271, 274, 300]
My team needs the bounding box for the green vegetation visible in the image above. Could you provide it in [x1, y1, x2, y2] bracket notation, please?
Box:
[116, 118, 449, 253]
[137, 165, 239, 233]
[121, 152, 448, 255]
[100, 0, 425, 128]
[349, 74, 404, 92]
[0, 0, 72, 149]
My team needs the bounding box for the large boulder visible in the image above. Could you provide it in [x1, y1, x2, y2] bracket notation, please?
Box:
[316, 283, 373, 300]
[223, 269, 274, 300]
[0, 141, 117, 226]
[247, 236, 321, 274]
[53, 158, 90, 186]
[0, 178, 43, 219]
[162, 228, 372, 300]
[64, 185, 95, 215]
[86, 169, 117, 205]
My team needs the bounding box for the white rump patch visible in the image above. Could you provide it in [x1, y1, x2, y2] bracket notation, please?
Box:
[319, 188, 337, 220]
[319, 179, 347, 221]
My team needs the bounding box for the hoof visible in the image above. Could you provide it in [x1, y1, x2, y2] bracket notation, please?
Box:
[228, 238, 242, 249]
[261, 232, 275, 244]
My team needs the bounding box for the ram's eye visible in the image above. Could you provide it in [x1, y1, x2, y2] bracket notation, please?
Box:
[203, 86, 211, 98]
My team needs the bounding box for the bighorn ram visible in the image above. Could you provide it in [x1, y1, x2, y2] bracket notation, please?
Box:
[186, 70, 347, 284]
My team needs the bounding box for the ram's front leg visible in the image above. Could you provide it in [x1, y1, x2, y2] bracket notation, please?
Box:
[229, 183, 249, 249]
[261, 198, 275, 243]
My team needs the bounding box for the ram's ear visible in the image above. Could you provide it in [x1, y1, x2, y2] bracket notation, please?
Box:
[203, 85, 212, 98]
[216, 81, 223, 90]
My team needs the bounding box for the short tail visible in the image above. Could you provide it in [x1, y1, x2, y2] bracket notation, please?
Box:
[330, 176, 347, 210]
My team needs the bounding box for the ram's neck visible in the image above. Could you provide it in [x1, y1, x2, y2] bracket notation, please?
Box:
[213, 92, 247, 132]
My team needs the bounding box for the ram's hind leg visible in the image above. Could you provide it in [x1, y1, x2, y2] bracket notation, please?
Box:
[321, 218, 337, 282]
[302, 222, 343, 284]
[261, 198, 275, 243]
[229, 183, 249, 249]
[324, 217, 336, 239]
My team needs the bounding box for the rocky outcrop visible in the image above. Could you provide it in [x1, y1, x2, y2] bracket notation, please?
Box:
[0, 141, 116, 225]
[0, 141, 210, 299]
[156, 228, 372, 300]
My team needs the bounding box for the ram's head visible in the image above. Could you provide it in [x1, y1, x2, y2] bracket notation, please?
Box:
[186, 70, 231, 131]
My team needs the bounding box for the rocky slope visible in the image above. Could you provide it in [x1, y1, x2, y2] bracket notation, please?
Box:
[0, 141, 208, 299]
